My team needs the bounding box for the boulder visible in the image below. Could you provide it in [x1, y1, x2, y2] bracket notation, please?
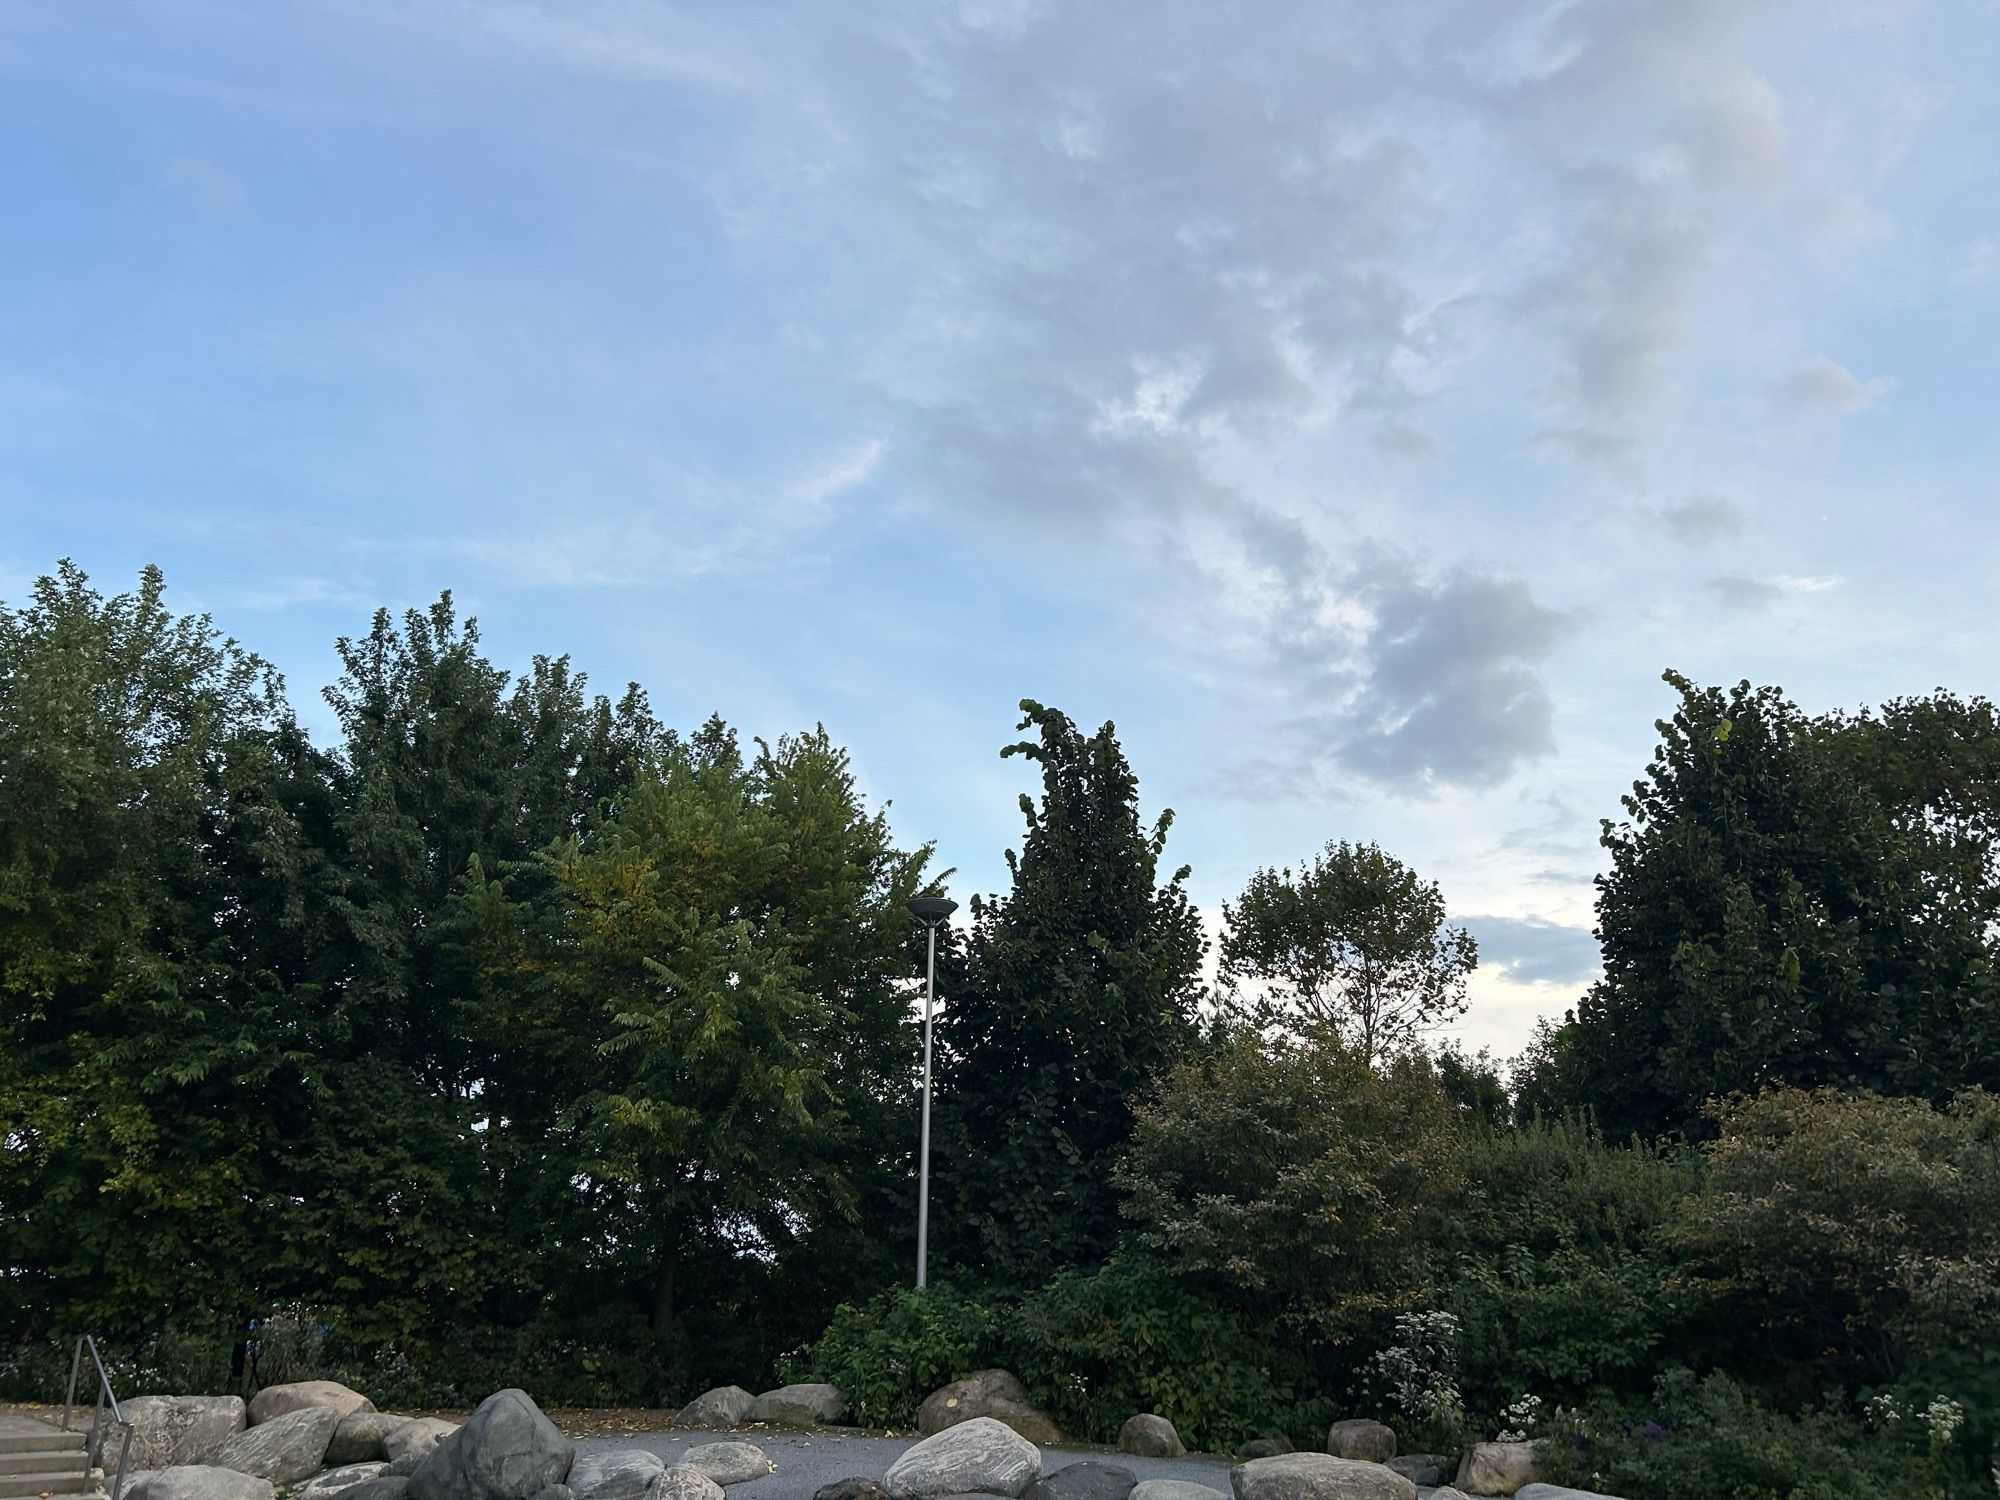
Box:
[294, 1462, 391, 1497]
[673, 1388, 756, 1430]
[1382, 1457, 1447, 1488]
[682, 1443, 773, 1487]
[1515, 1489, 1627, 1500]
[1031, 1462, 1137, 1500]
[885, 1417, 1043, 1500]
[408, 1389, 574, 1500]
[656, 1467, 727, 1500]
[345, 1482, 415, 1500]
[1428, 1491, 1474, 1500]
[99, 1395, 247, 1470]
[746, 1384, 846, 1427]
[566, 1450, 667, 1500]
[530, 1488, 574, 1500]
[391, 1451, 433, 1478]
[1233, 1440, 1291, 1463]
[248, 1381, 376, 1427]
[330, 1414, 417, 1467]
[1131, 1485, 1228, 1500]
[1228, 1454, 1415, 1500]
[815, 1482, 893, 1500]
[1324, 1423, 1394, 1465]
[387, 1420, 461, 1466]
[1117, 1416, 1183, 1460]
[917, 1372, 1060, 1446]
[1453, 1444, 1538, 1497]
[127, 1465, 277, 1500]
[211, 1406, 339, 1485]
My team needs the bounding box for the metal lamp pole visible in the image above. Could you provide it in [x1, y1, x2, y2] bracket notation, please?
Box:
[907, 895, 957, 1290]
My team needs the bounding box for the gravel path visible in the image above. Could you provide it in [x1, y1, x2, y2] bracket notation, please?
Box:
[571, 1427, 1242, 1500]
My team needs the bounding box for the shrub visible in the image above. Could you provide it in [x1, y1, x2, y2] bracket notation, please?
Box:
[1009, 1256, 1316, 1452]
[1114, 1029, 1462, 1348]
[785, 1285, 1003, 1429]
[1445, 1119, 1692, 1408]
[1539, 1369, 1971, 1500]
[1674, 1088, 2000, 1387]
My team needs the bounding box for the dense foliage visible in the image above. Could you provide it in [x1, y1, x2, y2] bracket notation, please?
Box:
[932, 701, 1206, 1288]
[7, 566, 2000, 1495]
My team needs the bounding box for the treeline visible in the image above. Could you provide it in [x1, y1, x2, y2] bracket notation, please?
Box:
[5, 564, 2000, 1498]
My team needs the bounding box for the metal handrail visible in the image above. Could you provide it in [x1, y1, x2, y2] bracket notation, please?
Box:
[61, 1336, 134, 1500]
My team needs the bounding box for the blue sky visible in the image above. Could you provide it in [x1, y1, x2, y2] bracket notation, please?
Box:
[3, 0, 1996, 1057]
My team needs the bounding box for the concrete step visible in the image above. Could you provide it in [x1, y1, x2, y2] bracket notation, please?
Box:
[0, 1437, 82, 1458]
[0, 1464, 87, 1488]
[0, 1471, 92, 1498]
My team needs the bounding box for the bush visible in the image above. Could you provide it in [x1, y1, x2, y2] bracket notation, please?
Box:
[785, 1285, 1003, 1429]
[1445, 1119, 1693, 1408]
[1010, 1256, 1316, 1452]
[1674, 1088, 2000, 1388]
[1540, 1369, 1972, 1500]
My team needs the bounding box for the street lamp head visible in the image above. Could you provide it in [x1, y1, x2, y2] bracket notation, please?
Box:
[907, 895, 958, 926]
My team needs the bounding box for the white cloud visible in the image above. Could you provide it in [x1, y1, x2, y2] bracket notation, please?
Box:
[1784, 357, 1894, 412]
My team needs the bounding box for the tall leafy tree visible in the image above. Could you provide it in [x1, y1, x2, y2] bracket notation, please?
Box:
[0, 563, 299, 1346]
[934, 701, 1206, 1288]
[456, 720, 930, 1342]
[1546, 673, 2000, 1138]
[1220, 840, 1476, 1063]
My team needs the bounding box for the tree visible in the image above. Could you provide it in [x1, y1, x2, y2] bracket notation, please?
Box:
[456, 719, 931, 1341]
[1220, 840, 1476, 1062]
[933, 701, 1206, 1288]
[1549, 673, 2000, 1138]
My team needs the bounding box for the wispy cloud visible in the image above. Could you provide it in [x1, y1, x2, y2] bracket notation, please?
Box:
[1784, 358, 1894, 413]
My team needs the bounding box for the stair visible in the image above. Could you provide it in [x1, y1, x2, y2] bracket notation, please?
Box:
[0, 1423, 93, 1499]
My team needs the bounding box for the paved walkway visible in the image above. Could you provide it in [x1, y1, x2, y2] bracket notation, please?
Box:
[0, 1412, 66, 1440]
[573, 1427, 1242, 1500]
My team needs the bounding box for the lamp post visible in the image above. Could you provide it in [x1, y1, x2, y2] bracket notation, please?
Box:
[907, 894, 957, 1290]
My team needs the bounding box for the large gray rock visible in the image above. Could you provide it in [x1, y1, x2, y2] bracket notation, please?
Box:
[1229, 1453, 1415, 1500]
[391, 1450, 433, 1479]
[1426, 1491, 1473, 1500]
[408, 1389, 574, 1500]
[1515, 1488, 1627, 1500]
[814, 1482, 892, 1500]
[885, 1417, 1043, 1500]
[1453, 1445, 1538, 1497]
[98, 1395, 248, 1470]
[566, 1449, 667, 1500]
[127, 1465, 277, 1500]
[916, 1372, 1060, 1445]
[655, 1467, 727, 1500]
[1131, 1484, 1228, 1500]
[1382, 1458, 1446, 1489]
[1117, 1416, 1183, 1459]
[346, 1483, 416, 1500]
[294, 1462, 391, 1497]
[745, 1385, 846, 1427]
[1233, 1440, 1292, 1463]
[682, 1443, 773, 1487]
[673, 1389, 756, 1430]
[211, 1406, 339, 1485]
[387, 1420, 460, 1466]
[329, 1413, 415, 1466]
[248, 1381, 376, 1427]
[1032, 1461, 1137, 1500]
[1324, 1424, 1394, 1465]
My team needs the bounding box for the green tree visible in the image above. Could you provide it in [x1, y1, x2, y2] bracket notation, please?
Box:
[1549, 673, 2000, 1137]
[457, 720, 930, 1344]
[934, 701, 1206, 1288]
[0, 563, 299, 1348]
[1221, 841, 1476, 1063]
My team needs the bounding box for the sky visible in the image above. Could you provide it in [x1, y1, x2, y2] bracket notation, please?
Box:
[3, 0, 1996, 1059]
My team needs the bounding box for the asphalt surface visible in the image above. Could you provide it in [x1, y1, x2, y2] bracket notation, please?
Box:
[572, 1427, 1244, 1500]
